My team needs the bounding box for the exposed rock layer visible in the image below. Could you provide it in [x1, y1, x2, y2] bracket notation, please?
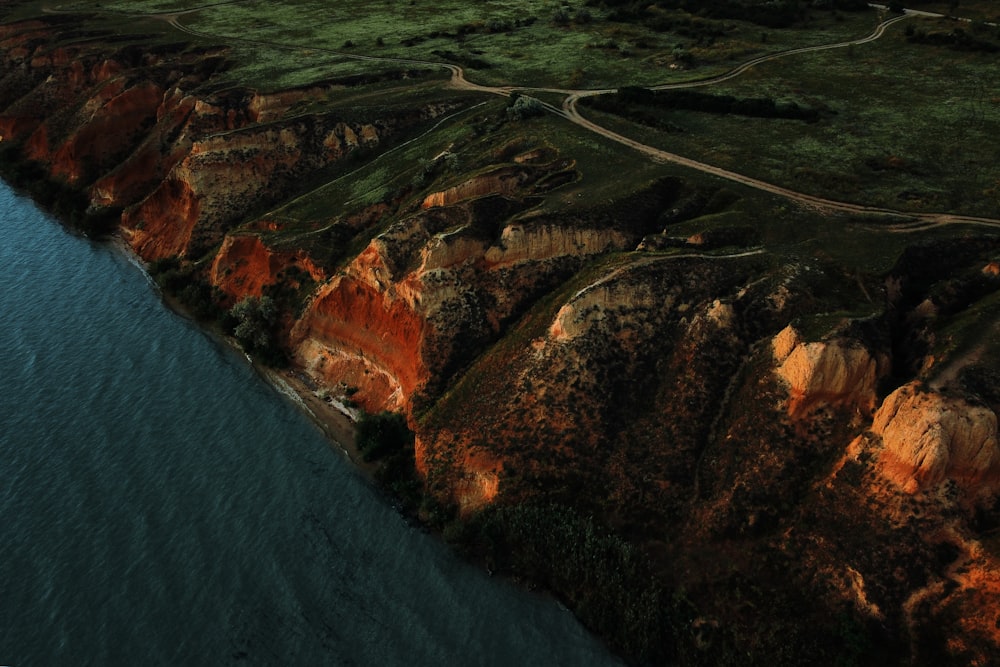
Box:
[873, 382, 1000, 497]
[773, 324, 889, 416]
[4, 13, 1000, 666]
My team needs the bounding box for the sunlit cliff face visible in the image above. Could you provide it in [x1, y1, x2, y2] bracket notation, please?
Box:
[209, 234, 325, 302]
[291, 274, 426, 413]
[872, 382, 1000, 500]
[773, 324, 889, 417]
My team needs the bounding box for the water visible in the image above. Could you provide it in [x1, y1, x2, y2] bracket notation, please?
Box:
[0, 180, 620, 666]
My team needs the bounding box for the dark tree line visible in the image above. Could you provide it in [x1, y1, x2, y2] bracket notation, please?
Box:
[585, 86, 825, 123]
[596, 0, 868, 29]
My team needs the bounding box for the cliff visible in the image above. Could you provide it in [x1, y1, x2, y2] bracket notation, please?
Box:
[872, 382, 1000, 499]
[3, 9, 1000, 666]
[773, 324, 889, 417]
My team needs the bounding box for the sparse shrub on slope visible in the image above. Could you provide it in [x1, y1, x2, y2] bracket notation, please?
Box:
[506, 93, 546, 121]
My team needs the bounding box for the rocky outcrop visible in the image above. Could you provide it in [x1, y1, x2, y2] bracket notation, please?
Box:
[209, 234, 325, 301]
[422, 166, 533, 209]
[872, 382, 1000, 498]
[34, 79, 163, 185]
[0, 19, 458, 261]
[121, 116, 397, 259]
[773, 325, 889, 416]
[90, 89, 204, 210]
[123, 178, 202, 259]
[485, 223, 627, 268]
[415, 252, 762, 521]
[289, 187, 653, 414]
[292, 273, 426, 412]
[451, 450, 502, 515]
[421, 160, 577, 209]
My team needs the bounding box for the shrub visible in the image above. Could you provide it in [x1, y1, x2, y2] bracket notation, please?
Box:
[505, 93, 545, 121]
[356, 411, 413, 462]
[356, 411, 421, 505]
[228, 295, 284, 364]
[475, 502, 673, 664]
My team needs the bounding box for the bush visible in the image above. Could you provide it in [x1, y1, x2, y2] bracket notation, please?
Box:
[474, 502, 673, 664]
[505, 93, 545, 121]
[228, 295, 284, 364]
[356, 411, 421, 506]
[356, 411, 413, 462]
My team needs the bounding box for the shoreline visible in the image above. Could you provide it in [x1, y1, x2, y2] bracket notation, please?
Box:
[258, 363, 378, 477]
[103, 232, 378, 480]
[5, 178, 621, 662]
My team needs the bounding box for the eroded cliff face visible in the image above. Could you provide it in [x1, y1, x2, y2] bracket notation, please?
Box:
[210, 234, 325, 301]
[773, 324, 889, 417]
[0, 18, 453, 260]
[871, 382, 1000, 499]
[121, 114, 416, 260]
[417, 252, 772, 515]
[5, 12, 1000, 665]
[289, 175, 643, 415]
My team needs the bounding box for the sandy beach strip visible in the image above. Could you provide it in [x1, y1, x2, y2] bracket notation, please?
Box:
[106, 234, 371, 475]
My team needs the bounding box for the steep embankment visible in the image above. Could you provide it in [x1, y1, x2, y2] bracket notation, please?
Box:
[0, 18, 455, 256]
[4, 11, 1000, 666]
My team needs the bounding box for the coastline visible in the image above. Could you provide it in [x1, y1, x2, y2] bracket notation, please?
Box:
[104, 232, 375, 479]
[0, 169, 368, 472]
[259, 363, 374, 475]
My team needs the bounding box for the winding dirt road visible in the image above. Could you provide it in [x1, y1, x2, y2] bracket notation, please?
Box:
[557, 12, 1000, 229]
[43, 2, 1000, 228]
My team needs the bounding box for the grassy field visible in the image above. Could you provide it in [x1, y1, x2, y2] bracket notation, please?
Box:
[580, 15, 1000, 217]
[49, 0, 880, 89]
[910, 0, 1000, 22]
[23, 0, 994, 221]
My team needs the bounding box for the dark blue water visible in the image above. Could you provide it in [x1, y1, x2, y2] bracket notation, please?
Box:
[0, 181, 620, 666]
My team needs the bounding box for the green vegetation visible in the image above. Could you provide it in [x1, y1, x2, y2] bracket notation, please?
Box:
[22, 0, 994, 219]
[356, 410, 412, 462]
[587, 85, 823, 122]
[505, 93, 546, 121]
[578, 16, 1000, 216]
[148, 257, 223, 321]
[355, 411, 421, 504]
[468, 503, 673, 663]
[225, 295, 285, 364]
[47, 0, 876, 89]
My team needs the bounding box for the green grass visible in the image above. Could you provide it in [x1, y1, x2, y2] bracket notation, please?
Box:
[912, 1, 1000, 22]
[45, 0, 880, 90]
[930, 284, 1000, 373]
[37, 1, 990, 221]
[578, 16, 1000, 218]
[265, 99, 489, 227]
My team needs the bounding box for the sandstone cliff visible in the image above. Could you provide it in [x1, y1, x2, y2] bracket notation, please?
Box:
[4, 10, 1000, 666]
[772, 324, 889, 417]
[871, 382, 1000, 499]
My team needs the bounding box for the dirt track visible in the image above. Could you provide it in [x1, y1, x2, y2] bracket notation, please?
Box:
[43, 2, 1000, 228]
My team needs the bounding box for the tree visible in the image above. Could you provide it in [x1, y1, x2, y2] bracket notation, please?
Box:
[228, 295, 281, 362]
[506, 93, 545, 121]
[356, 411, 413, 462]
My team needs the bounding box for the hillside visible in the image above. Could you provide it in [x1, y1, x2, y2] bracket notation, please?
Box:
[2, 1, 1000, 663]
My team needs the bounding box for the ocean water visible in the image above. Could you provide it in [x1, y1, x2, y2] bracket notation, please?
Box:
[0, 180, 620, 666]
